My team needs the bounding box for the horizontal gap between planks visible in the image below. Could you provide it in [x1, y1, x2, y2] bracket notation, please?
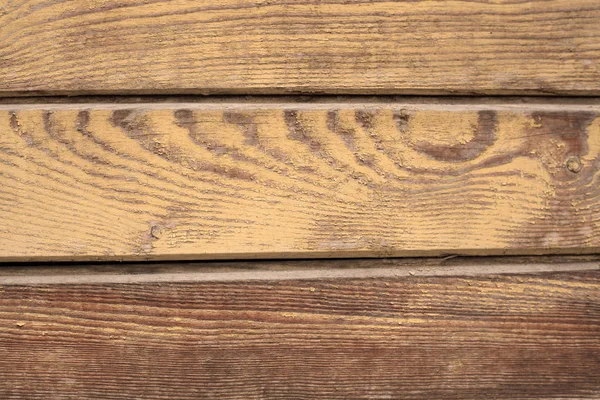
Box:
[6, 89, 600, 98]
[0, 255, 598, 285]
[2, 95, 600, 108]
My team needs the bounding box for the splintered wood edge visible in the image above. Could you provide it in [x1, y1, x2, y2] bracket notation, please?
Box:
[0, 256, 598, 286]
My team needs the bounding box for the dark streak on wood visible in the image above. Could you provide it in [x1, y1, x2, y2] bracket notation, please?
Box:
[285, 109, 323, 154]
[413, 110, 498, 162]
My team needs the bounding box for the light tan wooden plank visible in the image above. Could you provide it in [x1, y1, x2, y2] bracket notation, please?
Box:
[0, 260, 599, 399]
[1, 0, 600, 95]
[1, 100, 599, 261]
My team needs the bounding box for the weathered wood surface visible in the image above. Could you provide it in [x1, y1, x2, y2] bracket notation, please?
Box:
[1, 0, 600, 95]
[0, 259, 598, 399]
[1, 100, 600, 261]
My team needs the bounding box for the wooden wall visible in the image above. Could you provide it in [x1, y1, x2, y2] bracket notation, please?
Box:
[1, 0, 599, 398]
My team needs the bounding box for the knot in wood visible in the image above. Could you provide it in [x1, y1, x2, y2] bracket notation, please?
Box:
[566, 156, 583, 173]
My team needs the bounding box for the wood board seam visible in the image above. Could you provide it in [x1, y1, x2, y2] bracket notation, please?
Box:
[1, 260, 598, 286]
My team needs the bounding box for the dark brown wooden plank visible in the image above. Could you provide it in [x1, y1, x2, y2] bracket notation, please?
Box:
[2, 99, 600, 261]
[0, 258, 599, 399]
[1, 0, 600, 95]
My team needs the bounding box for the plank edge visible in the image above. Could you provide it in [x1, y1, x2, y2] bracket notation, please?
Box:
[1, 257, 598, 286]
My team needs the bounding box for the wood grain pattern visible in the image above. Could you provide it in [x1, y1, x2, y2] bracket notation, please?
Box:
[1, 0, 600, 95]
[1, 101, 600, 261]
[0, 263, 598, 399]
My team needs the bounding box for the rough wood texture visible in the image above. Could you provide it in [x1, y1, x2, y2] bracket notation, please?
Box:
[1, 0, 600, 95]
[1, 101, 600, 261]
[0, 262, 598, 399]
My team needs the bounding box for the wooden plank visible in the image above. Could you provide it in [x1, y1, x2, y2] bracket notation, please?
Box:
[0, 259, 598, 399]
[1, 100, 600, 261]
[1, 0, 600, 95]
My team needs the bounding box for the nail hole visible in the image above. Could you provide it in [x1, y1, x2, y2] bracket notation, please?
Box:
[150, 225, 164, 239]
